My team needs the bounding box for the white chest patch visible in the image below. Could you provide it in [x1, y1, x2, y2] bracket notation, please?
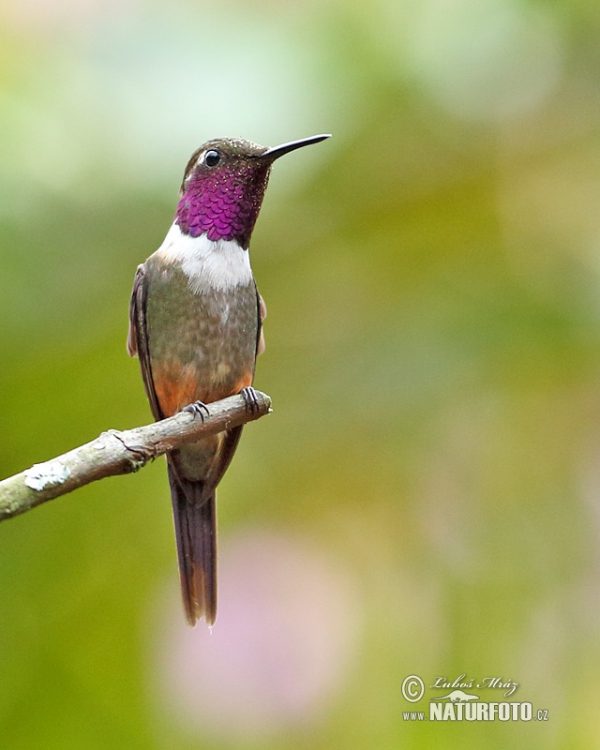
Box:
[152, 223, 253, 292]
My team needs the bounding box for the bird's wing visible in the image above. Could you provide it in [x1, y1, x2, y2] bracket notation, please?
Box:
[127, 263, 165, 421]
[256, 289, 267, 356]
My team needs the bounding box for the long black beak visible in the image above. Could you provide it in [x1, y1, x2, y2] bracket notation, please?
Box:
[260, 134, 331, 161]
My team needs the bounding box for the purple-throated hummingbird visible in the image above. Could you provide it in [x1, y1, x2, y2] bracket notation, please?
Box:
[127, 134, 331, 626]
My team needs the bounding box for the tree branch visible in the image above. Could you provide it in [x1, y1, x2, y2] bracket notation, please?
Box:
[0, 391, 271, 523]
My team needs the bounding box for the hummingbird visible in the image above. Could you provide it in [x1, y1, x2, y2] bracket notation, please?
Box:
[127, 133, 331, 626]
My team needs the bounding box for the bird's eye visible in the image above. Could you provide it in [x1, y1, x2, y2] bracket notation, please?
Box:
[204, 150, 221, 167]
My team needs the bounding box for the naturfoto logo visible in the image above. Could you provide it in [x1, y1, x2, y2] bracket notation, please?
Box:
[401, 673, 549, 723]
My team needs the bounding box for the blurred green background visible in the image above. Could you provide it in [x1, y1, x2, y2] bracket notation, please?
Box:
[1, 0, 600, 747]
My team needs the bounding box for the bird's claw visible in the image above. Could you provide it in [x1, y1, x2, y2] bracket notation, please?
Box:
[183, 400, 210, 421]
[241, 386, 260, 414]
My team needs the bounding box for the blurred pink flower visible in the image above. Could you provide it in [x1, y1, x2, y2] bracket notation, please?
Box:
[153, 527, 361, 739]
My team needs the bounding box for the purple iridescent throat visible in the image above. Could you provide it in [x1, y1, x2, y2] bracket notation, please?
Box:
[175, 161, 271, 249]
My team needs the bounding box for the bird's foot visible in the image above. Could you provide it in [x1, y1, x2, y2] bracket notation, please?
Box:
[241, 386, 260, 414]
[183, 400, 210, 421]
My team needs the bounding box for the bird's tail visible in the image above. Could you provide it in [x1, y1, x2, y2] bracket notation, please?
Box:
[168, 464, 217, 626]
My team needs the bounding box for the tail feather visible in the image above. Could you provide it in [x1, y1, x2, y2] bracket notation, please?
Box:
[168, 467, 217, 626]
